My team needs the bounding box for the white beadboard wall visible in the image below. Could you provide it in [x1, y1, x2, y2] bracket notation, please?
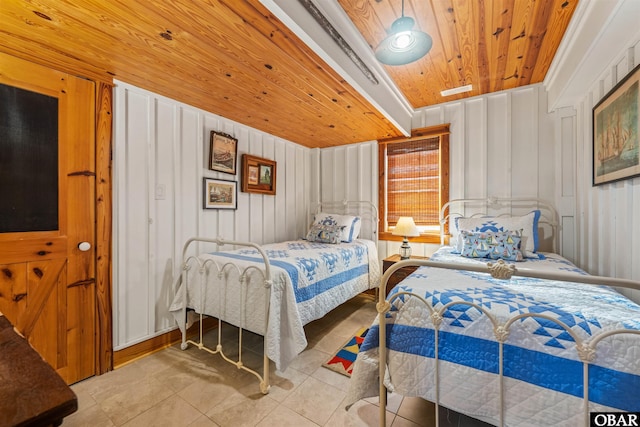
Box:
[318, 84, 558, 261]
[112, 81, 311, 350]
[111, 25, 640, 350]
[568, 38, 640, 303]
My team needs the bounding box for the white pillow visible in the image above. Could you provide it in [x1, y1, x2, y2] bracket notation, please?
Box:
[311, 213, 361, 243]
[454, 210, 541, 257]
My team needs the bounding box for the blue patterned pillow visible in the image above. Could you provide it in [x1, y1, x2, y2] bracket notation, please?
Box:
[454, 210, 540, 257]
[312, 213, 361, 242]
[305, 224, 344, 244]
[460, 230, 524, 262]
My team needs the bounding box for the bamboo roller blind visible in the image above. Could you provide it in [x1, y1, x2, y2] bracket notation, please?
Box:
[386, 137, 441, 226]
[380, 123, 450, 232]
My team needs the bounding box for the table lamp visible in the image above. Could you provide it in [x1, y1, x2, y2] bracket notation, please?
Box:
[392, 216, 420, 259]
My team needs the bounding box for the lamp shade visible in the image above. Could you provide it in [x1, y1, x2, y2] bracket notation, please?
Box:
[392, 217, 420, 237]
[375, 15, 432, 66]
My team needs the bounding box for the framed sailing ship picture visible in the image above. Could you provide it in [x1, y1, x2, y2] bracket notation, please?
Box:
[203, 178, 237, 209]
[209, 131, 237, 174]
[593, 63, 640, 186]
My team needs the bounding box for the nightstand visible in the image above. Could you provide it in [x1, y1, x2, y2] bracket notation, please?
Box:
[382, 254, 429, 296]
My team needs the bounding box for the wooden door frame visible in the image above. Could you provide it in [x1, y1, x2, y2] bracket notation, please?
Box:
[95, 82, 113, 374]
[0, 52, 113, 377]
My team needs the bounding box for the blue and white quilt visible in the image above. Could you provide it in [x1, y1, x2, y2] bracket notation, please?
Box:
[170, 239, 379, 371]
[347, 247, 640, 426]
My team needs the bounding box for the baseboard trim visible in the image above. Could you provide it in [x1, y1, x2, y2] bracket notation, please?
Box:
[113, 318, 217, 369]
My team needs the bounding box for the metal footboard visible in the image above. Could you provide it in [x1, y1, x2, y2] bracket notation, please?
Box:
[179, 237, 273, 394]
[376, 259, 640, 427]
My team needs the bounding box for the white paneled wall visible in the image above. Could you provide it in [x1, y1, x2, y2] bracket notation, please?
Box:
[111, 27, 640, 350]
[318, 85, 558, 261]
[113, 81, 311, 350]
[312, 141, 381, 248]
[314, 142, 378, 203]
[567, 38, 640, 303]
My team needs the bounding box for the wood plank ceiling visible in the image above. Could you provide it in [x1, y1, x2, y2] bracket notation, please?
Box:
[0, 0, 577, 148]
[340, 0, 578, 109]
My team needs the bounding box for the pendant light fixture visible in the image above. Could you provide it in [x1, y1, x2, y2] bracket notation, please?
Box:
[375, 0, 432, 66]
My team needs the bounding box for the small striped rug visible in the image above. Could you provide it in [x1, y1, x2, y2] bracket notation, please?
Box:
[322, 327, 369, 377]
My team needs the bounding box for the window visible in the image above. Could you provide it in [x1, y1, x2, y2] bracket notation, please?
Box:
[0, 84, 59, 233]
[378, 124, 450, 243]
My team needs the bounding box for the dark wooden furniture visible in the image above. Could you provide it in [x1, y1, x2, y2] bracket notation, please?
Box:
[0, 314, 78, 427]
[382, 254, 430, 296]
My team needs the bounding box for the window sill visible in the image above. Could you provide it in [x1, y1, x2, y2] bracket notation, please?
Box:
[379, 232, 443, 244]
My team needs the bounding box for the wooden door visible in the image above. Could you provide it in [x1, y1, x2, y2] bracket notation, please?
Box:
[0, 53, 96, 384]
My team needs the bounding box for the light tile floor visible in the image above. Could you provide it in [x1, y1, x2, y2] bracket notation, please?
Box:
[65, 293, 485, 427]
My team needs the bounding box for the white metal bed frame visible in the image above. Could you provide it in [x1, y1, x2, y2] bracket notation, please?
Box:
[374, 197, 640, 426]
[176, 200, 378, 394]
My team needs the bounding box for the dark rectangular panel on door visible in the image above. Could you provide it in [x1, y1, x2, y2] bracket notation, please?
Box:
[0, 83, 58, 232]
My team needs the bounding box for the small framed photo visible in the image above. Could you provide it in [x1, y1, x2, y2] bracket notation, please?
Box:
[248, 165, 259, 185]
[209, 131, 237, 174]
[592, 63, 640, 186]
[203, 178, 237, 209]
[241, 154, 276, 195]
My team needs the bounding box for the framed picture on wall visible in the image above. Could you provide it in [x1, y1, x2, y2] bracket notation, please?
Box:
[203, 178, 237, 209]
[248, 165, 259, 185]
[592, 63, 640, 186]
[209, 131, 237, 174]
[241, 154, 276, 195]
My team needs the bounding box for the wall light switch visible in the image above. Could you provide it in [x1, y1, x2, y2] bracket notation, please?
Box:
[155, 184, 166, 200]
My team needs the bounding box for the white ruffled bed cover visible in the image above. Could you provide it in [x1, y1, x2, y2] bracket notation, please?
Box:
[170, 238, 380, 371]
[346, 247, 640, 426]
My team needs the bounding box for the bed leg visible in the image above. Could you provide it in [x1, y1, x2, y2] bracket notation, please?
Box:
[180, 309, 188, 350]
[180, 267, 188, 351]
[379, 387, 387, 427]
[261, 353, 270, 394]
[377, 299, 390, 427]
[180, 302, 188, 350]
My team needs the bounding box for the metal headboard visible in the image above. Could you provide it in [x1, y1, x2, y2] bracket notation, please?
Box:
[439, 197, 559, 253]
[312, 200, 378, 243]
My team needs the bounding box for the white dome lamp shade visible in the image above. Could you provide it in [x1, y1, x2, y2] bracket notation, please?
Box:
[375, 1, 432, 66]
